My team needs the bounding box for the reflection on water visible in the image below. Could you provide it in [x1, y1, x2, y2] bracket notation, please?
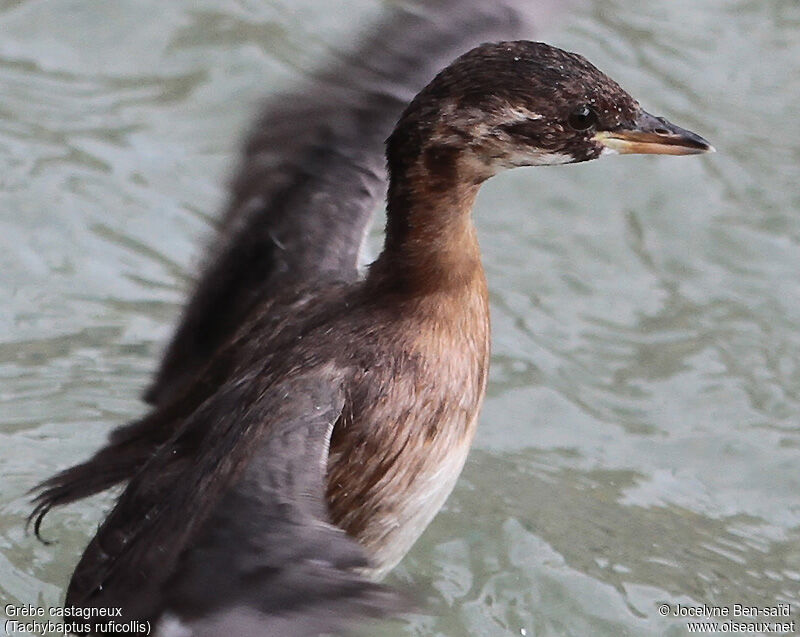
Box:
[1, 0, 798, 635]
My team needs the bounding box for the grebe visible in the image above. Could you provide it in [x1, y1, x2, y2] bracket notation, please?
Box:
[32, 36, 711, 636]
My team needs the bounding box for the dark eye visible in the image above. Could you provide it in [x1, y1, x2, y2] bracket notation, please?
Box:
[568, 105, 597, 131]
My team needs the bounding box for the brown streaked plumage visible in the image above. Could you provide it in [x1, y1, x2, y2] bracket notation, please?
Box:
[31, 29, 711, 637]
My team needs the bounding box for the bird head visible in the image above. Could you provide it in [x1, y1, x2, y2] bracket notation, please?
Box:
[387, 41, 713, 182]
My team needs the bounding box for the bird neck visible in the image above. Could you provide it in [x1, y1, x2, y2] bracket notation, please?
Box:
[367, 146, 486, 295]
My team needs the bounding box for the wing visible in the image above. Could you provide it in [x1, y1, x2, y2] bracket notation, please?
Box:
[29, 401, 189, 539]
[145, 0, 553, 406]
[30, 290, 315, 532]
[65, 368, 404, 635]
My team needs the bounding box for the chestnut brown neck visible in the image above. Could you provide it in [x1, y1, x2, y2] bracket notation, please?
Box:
[367, 144, 487, 295]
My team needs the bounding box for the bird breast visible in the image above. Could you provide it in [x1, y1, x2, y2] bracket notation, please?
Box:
[326, 281, 490, 578]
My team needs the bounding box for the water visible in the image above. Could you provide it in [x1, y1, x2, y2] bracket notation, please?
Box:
[1, 0, 798, 635]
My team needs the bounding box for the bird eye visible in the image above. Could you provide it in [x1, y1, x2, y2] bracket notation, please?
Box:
[568, 105, 597, 131]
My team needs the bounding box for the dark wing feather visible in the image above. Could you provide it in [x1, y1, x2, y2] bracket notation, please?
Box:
[66, 368, 402, 635]
[145, 0, 552, 406]
[66, 373, 287, 615]
[161, 380, 408, 635]
[30, 401, 189, 539]
[29, 348, 238, 536]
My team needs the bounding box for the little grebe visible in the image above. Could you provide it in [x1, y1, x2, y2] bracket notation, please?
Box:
[32, 39, 711, 634]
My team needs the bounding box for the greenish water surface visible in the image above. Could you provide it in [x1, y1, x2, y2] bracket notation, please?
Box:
[1, 1, 798, 635]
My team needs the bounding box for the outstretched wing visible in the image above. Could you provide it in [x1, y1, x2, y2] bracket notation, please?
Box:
[65, 368, 403, 635]
[145, 0, 551, 406]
